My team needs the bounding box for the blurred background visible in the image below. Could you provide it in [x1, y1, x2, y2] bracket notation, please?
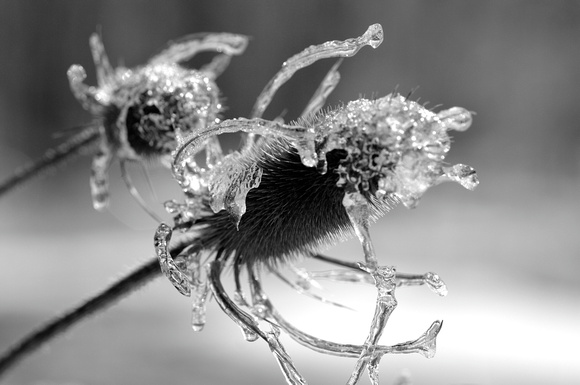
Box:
[0, 1, 579, 384]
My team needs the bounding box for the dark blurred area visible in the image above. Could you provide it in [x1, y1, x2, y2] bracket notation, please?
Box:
[0, 1, 578, 385]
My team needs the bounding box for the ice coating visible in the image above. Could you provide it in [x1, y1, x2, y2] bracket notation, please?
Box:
[251, 23, 383, 120]
[169, 117, 319, 225]
[241, 23, 382, 151]
[155, 22, 479, 385]
[154, 223, 191, 296]
[300, 59, 342, 119]
[341, 181, 446, 382]
[148, 32, 249, 70]
[154, 223, 211, 331]
[208, 253, 446, 383]
[441, 164, 479, 190]
[174, 93, 480, 224]
[208, 260, 309, 384]
[169, 24, 386, 225]
[208, 152, 263, 228]
[423, 272, 448, 297]
[181, 249, 209, 331]
[242, 264, 444, 384]
[67, 65, 103, 114]
[68, 33, 234, 159]
[89, 146, 113, 210]
[164, 93, 477, 384]
[266, 326, 308, 385]
[436, 106, 473, 132]
[66, 32, 248, 210]
[393, 321, 442, 359]
[269, 267, 352, 310]
[305, 94, 480, 208]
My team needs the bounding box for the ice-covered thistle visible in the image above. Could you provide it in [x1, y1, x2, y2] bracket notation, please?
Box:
[68, 32, 248, 211]
[0, 31, 249, 215]
[0, 23, 478, 385]
[153, 23, 478, 385]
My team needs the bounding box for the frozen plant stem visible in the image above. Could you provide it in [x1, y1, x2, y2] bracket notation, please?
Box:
[0, 31, 249, 212]
[208, 260, 307, 385]
[343, 191, 398, 384]
[251, 23, 382, 120]
[164, 21, 477, 381]
[309, 254, 448, 296]
[242, 23, 383, 148]
[2, 22, 478, 384]
[0, 126, 100, 197]
[0, 235, 196, 379]
[247, 262, 443, 360]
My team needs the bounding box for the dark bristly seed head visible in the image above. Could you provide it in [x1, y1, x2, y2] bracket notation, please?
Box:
[193, 140, 391, 267]
[125, 92, 176, 157]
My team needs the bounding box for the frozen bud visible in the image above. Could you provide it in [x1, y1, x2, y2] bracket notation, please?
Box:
[437, 107, 472, 132]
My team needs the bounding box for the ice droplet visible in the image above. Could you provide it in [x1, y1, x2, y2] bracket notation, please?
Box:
[191, 289, 208, 332]
[67, 64, 87, 83]
[296, 139, 318, 168]
[443, 164, 479, 190]
[363, 23, 384, 49]
[240, 325, 259, 342]
[437, 107, 472, 132]
[67, 64, 104, 113]
[424, 272, 448, 297]
[415, 321, 442, 359]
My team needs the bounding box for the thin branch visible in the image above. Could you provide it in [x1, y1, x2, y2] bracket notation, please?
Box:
[0, 237, 191, 379]
[0, 126, 100, 197]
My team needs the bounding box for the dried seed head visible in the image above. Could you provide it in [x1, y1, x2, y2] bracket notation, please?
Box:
[120, 65, 222, 159]
[308, 94, 478, 208]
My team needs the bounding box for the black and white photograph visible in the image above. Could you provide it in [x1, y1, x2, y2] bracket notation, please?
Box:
[0, 2, 578, 384]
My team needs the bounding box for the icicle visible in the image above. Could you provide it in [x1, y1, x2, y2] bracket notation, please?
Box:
[180, 248, 209, 331]
[208, 153, 263, 228]
[154, 223, 191, 296]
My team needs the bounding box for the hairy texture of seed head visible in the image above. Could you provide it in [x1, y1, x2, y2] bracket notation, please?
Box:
[168, 94, 477, 266]
[192, 139, 392, 267]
